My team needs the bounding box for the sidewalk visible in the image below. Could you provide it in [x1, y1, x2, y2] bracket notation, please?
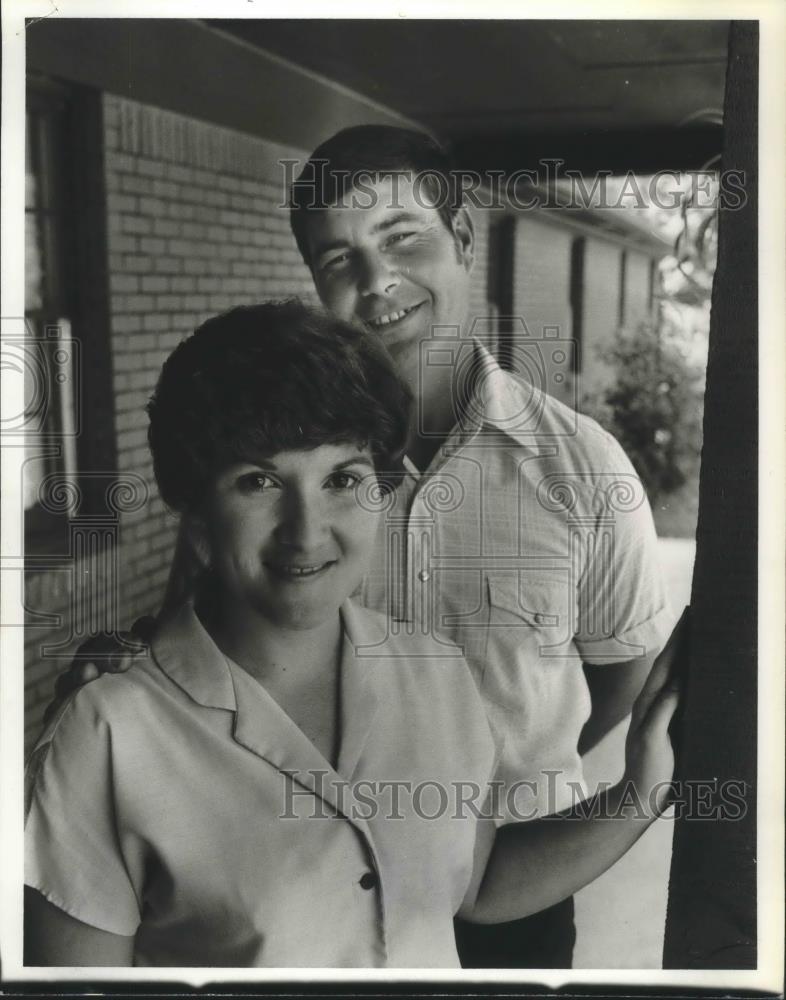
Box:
[572, 536, 695, 968]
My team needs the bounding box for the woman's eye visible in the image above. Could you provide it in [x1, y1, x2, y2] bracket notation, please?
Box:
[237, 473, 278, 493]
[327, 471, 361, 491]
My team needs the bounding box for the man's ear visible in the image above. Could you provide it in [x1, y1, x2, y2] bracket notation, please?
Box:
[452, 207, 475, 272]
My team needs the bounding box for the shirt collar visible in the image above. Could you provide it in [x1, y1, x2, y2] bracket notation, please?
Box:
[151, 601, 236, 712]
[335, 601, 382, 780]
[400, 339, 542, 476]
[150, 600, 383, 847]
[150, 599, 381, 782]
[470, 338, 542, 437]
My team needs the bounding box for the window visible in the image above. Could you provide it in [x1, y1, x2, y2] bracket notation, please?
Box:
[25, 81, 77, 549]
[24, 77, 117, 554]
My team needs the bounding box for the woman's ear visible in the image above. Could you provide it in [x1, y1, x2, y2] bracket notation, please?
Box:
[182, 513, 212, 571]
[452, 207, 475, 273]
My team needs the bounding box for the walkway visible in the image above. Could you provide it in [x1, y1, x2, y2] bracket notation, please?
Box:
[573, 536, 695, 968]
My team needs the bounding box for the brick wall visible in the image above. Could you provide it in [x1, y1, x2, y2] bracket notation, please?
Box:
[23, 94, 495, 751]
[103, 96, 320, 631]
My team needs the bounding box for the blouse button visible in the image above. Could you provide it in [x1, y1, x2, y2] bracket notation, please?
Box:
[359, 871, 378, 891]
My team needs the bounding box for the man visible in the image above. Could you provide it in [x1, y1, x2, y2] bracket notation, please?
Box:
[54, 125, 671, 968]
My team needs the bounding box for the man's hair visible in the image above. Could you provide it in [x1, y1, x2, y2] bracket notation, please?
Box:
[147, 301, 411, 513]
[289, 125, 460, 267]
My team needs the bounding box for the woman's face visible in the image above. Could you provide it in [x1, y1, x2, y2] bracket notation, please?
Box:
[196, 443, 382, 631]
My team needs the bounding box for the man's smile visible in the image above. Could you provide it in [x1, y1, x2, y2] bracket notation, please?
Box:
[365, 301, 424, 330]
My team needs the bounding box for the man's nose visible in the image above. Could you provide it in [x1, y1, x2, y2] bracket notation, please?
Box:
[357, 251, 400, 298]
[275, 490, 328, 551]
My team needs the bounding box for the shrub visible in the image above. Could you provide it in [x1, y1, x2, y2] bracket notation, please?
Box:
[582, 322, 705, 505]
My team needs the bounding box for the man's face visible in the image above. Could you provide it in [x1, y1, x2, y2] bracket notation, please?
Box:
[304, 175, 474, 376]
[198, 444, 380, 632]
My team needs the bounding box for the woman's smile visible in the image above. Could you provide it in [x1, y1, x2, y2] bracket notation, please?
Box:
[264, 559, 337, 582]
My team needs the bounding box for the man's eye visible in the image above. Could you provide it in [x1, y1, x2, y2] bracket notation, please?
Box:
[237, 473, 278, 493]
[320, 252, 350, 272]
[387, 231, 417, 247]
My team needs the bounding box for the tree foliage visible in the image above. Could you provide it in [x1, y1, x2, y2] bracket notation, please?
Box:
[584, 323, 705, 503]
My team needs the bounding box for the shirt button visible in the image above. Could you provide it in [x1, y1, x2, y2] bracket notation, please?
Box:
[359, 871, 378, 891]
[418, 569, 431, 583]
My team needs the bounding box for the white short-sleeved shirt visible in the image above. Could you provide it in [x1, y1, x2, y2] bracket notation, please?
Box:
[25, 601, 498, 968]
[361, 342, 671, 817]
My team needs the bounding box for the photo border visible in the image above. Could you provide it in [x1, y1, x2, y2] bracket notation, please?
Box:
[2, 0, 783, 994]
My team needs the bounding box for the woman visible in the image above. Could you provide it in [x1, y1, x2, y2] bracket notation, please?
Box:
[25, 302, 681, 967]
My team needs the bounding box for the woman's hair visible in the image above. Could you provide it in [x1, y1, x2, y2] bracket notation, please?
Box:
[289, 125, 460, 267]
[147, 301, 412, 513]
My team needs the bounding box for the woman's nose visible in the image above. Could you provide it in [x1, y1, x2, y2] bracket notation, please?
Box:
[274, 490, 328, 551]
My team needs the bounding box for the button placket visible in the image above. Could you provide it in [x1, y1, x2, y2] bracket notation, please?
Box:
[386, 467, 419, 631]
[402, 452, 461, 639]
[408, 494, 434, 636]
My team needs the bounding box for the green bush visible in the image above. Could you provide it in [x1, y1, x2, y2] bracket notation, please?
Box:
[582, 323, 705, 506]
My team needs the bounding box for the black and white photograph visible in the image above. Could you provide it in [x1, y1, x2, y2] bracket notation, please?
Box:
[1, 0, 783, 991]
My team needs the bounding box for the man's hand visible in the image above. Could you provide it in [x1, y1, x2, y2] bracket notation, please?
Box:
[43, 617, 156, 725]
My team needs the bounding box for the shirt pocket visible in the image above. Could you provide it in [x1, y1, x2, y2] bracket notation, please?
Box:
[485, 575, 568, 631]
[479, 576, 592, 817]
[480, 574, 575, 702]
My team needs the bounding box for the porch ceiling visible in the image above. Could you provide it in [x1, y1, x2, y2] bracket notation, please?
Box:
[209, 19, 729, 174]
